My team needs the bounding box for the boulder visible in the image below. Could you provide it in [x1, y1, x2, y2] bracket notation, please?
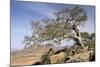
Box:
[49, 52, 67, 64]
[66, 49, 95, 63]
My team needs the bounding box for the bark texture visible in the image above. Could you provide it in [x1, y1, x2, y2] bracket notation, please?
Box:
[72, 25, 84, 48]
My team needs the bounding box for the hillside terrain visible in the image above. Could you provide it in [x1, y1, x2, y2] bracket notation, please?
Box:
[11, 43, 95, 66]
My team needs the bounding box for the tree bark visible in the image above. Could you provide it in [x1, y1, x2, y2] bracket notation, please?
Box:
[24, 44, 29, 49]
[73, 26, 84, 48]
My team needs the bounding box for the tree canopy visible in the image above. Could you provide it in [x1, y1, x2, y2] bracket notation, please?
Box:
[23, 6, 88, 48]
[80, 32, 90, 39]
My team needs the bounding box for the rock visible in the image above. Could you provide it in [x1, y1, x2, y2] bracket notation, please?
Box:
[33, 62, 42, 65]
[82, 46, 89, 52]
[66, 49, 95, 63]
[89, 50, 95, 61]
[49, 52, 66, 64]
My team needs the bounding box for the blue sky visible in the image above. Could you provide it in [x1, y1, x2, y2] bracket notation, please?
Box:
[11, 0, 95, 51]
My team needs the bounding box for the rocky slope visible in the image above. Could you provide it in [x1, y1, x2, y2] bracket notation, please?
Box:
[11, 45, 95, 66]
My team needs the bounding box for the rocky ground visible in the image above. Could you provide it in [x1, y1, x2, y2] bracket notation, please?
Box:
[11, 45, 95, 67]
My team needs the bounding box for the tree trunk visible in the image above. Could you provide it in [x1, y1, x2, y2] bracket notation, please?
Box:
[24, 43, 30, 49]
[24, 44, 28, 49]
[73, 26, 84, 48]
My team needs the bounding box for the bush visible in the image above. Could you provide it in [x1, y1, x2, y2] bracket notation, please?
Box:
[87, 40, 95, 50]
[41, 48, 54, 64]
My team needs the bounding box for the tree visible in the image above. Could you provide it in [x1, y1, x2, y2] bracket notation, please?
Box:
[89, 33, 95, 40]
[23, 36, 32, 48]
[80, 32, 90, 44]
[23, 6, 88, 48]
[53, 6, 88, 48]
[80, 32, 90, 39]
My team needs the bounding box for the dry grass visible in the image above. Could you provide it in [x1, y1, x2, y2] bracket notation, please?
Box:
[11, 47, 50, 66]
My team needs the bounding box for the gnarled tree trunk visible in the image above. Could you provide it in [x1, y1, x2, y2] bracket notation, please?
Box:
[72, 26, 84, 48]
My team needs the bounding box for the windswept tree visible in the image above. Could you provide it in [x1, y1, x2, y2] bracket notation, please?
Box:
[23, 6, 88, 48]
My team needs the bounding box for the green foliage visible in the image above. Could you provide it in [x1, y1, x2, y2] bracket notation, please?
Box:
[41, 52, 50, 64]
[80, 32, 90, 39]
[89, 33, 95, 40]
[23, 6, 88, 48]
[87, 40, 95, 50]
[41, 48, 54, 64]
[64, 48, 71, 56]
[41, 53, 50, 64]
